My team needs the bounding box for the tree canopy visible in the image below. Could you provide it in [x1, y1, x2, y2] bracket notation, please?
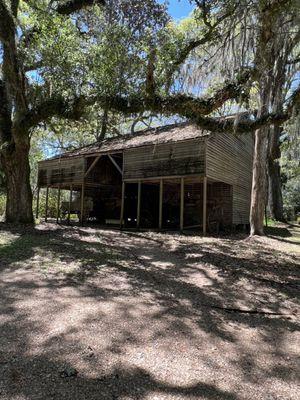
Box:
[0, 0, 299, 230]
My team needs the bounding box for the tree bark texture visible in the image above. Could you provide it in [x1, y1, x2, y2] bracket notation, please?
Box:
[268, 126, 284, 221]
[1, 138, 33, 223]
[250, 127, 269, 235]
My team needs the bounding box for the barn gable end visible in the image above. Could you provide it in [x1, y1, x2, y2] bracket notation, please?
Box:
[206, 132, 254, 225]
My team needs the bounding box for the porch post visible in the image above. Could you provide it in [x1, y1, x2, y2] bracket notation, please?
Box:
[68, 185, 73, 223]
[45, 186, 49, 222]
[120, 181, 125, 229]
[35, 187, 40, 220]
[56, 185, 61, 223]
[159, 179, 163, 230]
[137, 180, 141, 229]
[80, 181, 85, 224]
[203, 176, 207, 234]
[180, 177, 184, 231]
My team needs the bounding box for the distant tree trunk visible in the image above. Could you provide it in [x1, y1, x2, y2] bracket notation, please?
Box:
[250, 126, 269, 235]
[268, 126, 284, 221]
[98, 108, 108, 141]
[267, 50, 286, 222]
[1, 136, 33, 223]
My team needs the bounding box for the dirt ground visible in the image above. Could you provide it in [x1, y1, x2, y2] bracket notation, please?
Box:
[0, 222, 299, 400]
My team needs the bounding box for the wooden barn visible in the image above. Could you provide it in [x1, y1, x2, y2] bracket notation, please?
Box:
[37, 123, 254, 233]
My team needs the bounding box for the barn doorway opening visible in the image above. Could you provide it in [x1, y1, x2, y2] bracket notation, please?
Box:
[162, 180, 181, 230]
[124, 183, 138, 227]
[140, 182, 159, 228]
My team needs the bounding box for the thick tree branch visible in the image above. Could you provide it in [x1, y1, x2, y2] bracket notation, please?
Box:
[17, 95, 87, 132]
[54, 0, 105, 14]
[24, 60, 45, 72]
[0, 0, 28, 112]
[0, 1, 15, 43]
[0, 79, 13, 150]
[20, 68, 255, 131]
[19, 66, 299, 136]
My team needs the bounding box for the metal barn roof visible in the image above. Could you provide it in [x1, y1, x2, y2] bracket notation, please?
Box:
[43, 122, 209, 162]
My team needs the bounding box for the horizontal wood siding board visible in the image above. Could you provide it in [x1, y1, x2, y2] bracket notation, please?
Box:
[206, 132, 253, 225]
[124, 139, 205, 180]
[38, 157, 85, 187]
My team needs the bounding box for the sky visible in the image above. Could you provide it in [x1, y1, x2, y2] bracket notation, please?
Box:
[161, 0, 194, 20]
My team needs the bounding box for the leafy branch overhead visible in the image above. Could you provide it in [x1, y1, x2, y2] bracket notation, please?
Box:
[2, 0, 299, 140]
[20, 66, 300, 135]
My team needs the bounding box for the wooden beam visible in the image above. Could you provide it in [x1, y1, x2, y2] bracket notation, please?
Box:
[45, 186, 49, 222]
[84, 155, 101, 178]
[180, 177, 184, 231]
[203, 176, 207, 235]
[137, 180, 141, 228]
[80, 181, 85, 224]
[159, 179, 163, 230]
[56, 185, 61, 223]
[124, 174, 204, 182]
[108, 154, 122, 175]
[35, 187, 40, 220]
[68, 185, 73, 223]
[120, 181, 125, 229]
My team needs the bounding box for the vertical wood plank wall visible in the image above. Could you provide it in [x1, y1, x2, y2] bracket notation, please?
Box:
[123, 138, 206, 180]
[206, 132, 254, 225]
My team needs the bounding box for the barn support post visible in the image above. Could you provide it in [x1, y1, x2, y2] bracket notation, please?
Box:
[80, 181, 85, 224]
[120, 181, 125, 229]
[35, 187, 40, 220]
[56, 185, 61, 223]
[68, 185, 73, 223]
[159, 179, 163, 230]
[45, 186, 49, 222]
[180, 177, 184, 232]
[203, 176, 207, 235]
[137, 180, 141, 229]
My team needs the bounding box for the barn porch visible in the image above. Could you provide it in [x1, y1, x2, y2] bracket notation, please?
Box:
[36, 156, 233, 234]
[121, 177, 232, 233]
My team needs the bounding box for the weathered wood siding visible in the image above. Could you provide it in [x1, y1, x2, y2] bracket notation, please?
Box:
[123, 138, 206, 180]
[206, 132, 253, 225]
[208, 182, 233, 226]
[38, 157, 85, 187]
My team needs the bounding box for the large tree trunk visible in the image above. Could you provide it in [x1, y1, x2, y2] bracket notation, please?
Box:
[268, 160, 284, 221]
[268, 113, 285, 222]
[1, 138, 33, 223]
[250, 127, 269, 235]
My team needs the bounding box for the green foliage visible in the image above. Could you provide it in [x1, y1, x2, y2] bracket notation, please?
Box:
[20, 0, 171, 163]
[35, 189, 75, 220]
[21, 0, 169, 101]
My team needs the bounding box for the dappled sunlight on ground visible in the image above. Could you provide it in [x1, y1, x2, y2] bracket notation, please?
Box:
[0, 223, 299, 399]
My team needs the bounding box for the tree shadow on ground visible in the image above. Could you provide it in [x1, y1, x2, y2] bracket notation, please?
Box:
[0, 222, 299, 399]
